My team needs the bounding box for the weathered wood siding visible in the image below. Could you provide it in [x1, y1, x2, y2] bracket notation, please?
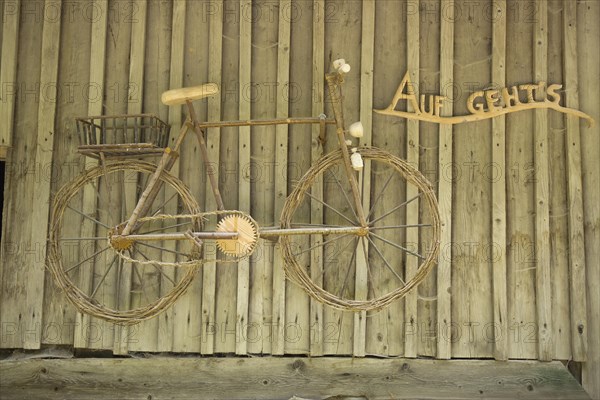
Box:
[0, 0, 598, 396]
[0, 358, 591, 400]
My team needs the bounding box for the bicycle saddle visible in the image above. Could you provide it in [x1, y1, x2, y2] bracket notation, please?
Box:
[161, 83, 219, 105]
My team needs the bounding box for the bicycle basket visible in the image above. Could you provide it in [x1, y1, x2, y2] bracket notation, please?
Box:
[76, 114, 170, 159]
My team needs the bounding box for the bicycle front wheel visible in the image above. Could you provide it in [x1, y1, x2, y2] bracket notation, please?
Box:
[48, 160, 202, 324]
[280, 147, 440, 312]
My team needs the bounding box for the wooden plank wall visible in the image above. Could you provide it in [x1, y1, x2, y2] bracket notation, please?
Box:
[0, 0, 598, 397]
[578, 2, 600, 398]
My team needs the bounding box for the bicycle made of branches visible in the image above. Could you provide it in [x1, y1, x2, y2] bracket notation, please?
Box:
[48, 60, 440, 324]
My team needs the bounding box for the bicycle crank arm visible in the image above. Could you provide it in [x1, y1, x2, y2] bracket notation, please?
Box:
[259, 226, 367, 238]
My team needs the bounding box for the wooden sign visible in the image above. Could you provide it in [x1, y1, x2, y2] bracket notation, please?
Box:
[375, 71, 595, 127]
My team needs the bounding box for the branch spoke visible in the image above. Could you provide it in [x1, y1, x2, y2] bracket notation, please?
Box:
[64, 246, 110, 274]
[369, 224, 431, 231]
[369, 192, 423, 225]
[370, 232, 425, 260]
[135, 248, 177, 286]
[90, 254, 118, 298]
[337, 237, 359, 299]
[304, 190, 356, 225]
[66, 204, 110, 229]
[360, 236, 379, 301]
[137, 241, 191, 257]
[292, 233, 351, 258]
[367, 169, 396, 220]
[326, 168, 359, 223]
[150, 192, 179, 217]
[366, 235, 406, 286]
[131, 263, 151, 305]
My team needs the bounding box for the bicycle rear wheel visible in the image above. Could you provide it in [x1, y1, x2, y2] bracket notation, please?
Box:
[280, 147, 440, 311]
[48, 161, 202, 324]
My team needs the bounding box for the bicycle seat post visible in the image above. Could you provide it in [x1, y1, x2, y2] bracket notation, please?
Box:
[185, 100, 225, 211]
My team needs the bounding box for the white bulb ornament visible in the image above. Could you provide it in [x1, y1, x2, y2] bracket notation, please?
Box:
[338, 63, 351, 74]
[333, 58, 351, 74]
[349, 121, 364, 138]
[350, 148, 363, 171]
[333, 58, 346, 69]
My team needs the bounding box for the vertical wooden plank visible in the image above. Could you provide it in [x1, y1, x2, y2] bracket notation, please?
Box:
[24, 0, 62, 350]
[579, 1, 600, 396]
[369, 0, 407, 358]
[73, 0, 108, 351]
[0, 2, 3, 80]
[0, 2, 3, 53]
[148, 0, 174, 354]
[353, 0, 374, 358]
[533, 0, 552, 362]
[0, 0, 5, 314]
[215, 0, 240, 354]
[272, 0, 291, 356]
[113, 0, 149, 356]
[562, 0, 588, 362]
[491, 0, 508, 361]
[322, 0, 361, 356]
[160, 0, 186, 354]
[0, 0, 43, 350]
[0, 0, 9, 338]
[547, 0, 571, 361]
[452, 0, 493, 359]
[506, 0, 537, 361]
[131, 0, 172, 354]
[247, 108, 266, 356]
[0, 0, 9, 337]
[404, 0, 419, 359]
[126, 0, 147, 116]
[172, 0, 209, 354]
[201, 0, 223, 355]
[236, 0, 252, 356]
[0, 0, 20, 149]
[285, 0, 312, 355]
[309, 0, 325, 357]
[0, 0, 43, 349]
[42, 0, 93, 347]
[86, 0, 134, 352]
[416, 0, 440, 359]
[249, 0, 277, 355]
[436, 0, 454, 361]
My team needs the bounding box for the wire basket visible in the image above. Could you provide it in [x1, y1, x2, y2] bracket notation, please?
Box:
[76, 114, 170, 159]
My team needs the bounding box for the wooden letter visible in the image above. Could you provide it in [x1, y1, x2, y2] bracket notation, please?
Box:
[501, 86, 521, 107]
[485, 90, 501, 112]
[385, 70, 421, 114]
[434, 95, 446, 117]
[536, 81, 546, 101]
[420, 94, 434, 116]
[519, 84, 538, 103]
[467, 90, 486, 114]
[546, 83, 562, 105]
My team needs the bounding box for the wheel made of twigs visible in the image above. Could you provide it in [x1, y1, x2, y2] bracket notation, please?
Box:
[48, 161, 202, 324]
[280, 147, 440, 312]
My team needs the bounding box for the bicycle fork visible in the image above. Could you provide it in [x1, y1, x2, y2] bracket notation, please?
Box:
[325, 71, 368, 228]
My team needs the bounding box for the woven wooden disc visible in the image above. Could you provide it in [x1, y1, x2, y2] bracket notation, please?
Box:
[216, 215, 258, 256]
